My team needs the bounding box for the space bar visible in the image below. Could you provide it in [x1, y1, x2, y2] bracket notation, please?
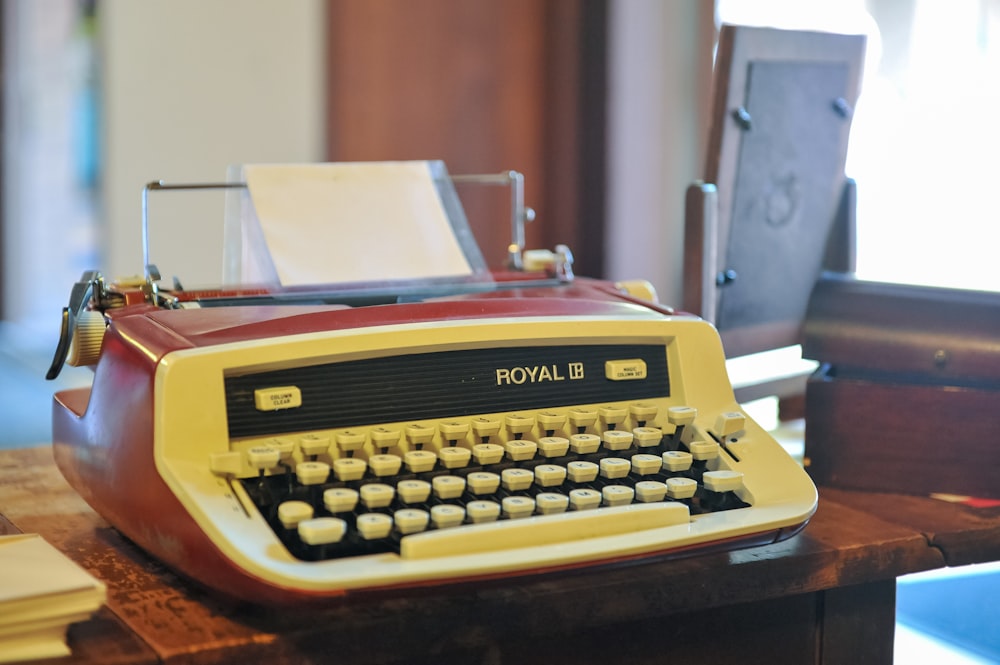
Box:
[400, 502, 690, 560]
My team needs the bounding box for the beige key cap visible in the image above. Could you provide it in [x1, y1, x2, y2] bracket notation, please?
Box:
[332, 457, 367, 481]
[635, 480, 668, 503]
[370, 427, 401, 449]
[689, 440, 720, 461]
[505, 413, 536, 435]
[299, 433, 331, 457]
[394, 508, 430, 535]
[439, 421, 470, 442]
[501, 468, 534, 492]
[265, 437, 296, 460]
[535, 492, 570, 515]
[667, 406, 697, 426]
[633, 427, 663, 448]
[335, 430, 367, 453]
[534, 464, 567, 487]
[537, 411, 566, 433]
[665, 477, 698, 499]
[369, 453, 403, 477]
[702, 470, 745, 493]
[246, 446, 281, 471]
[405, 423, 436, 446]
[599, 457, 631, 479]
[537, 436, 570, 458]
[661, 450, 693, 472]
[432, 475, 466, 500]
[296, 461, 330, 485]
[466, 500, 501, 523]
[278, 500, 313, 529]
[568, 433, 601, 454]
[356, 513, 393, 540]
[396, 479, 432, 504]
[567, 407, 598, 430]
[714, 412, 746, 438]
[505, 439, 538, 461]
[629, 402, 658, 424]
[599, 405, 628, 428]
[438, 446, 472, 469]
[430, 504, 465, 529]
[568, 488, 602, 511]
[404, 449, 437, 473]
[566, 460, 599, 483]
[298, 517, 347, 545]
[323, 487, 359, 514]
[471, 443, 505, 465]
[210, 451, 243, 476]
[602, 485, 635, 507]
[466, 471, 501, 495]
[502, 496, 535, 519]
[602, 430, 634, 451]
[630, 453, 662, 476]
[471, 416, 502, 440]
[360, 483, 395, 509]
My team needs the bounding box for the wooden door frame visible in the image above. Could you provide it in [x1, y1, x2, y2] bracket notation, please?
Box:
[324, 0, 607, 277]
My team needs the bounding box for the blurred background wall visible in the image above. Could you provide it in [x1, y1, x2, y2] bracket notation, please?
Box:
[0, 0, 714, 346]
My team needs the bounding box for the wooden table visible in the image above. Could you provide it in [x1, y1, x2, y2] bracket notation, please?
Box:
[3, 445, 999, 665]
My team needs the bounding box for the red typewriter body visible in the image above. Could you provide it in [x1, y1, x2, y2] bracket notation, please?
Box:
[48, 169, 816, 605]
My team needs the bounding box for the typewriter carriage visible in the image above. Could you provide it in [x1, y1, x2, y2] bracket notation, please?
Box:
[46, 168, 610, 381]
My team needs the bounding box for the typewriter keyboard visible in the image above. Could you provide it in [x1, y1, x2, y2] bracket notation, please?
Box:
[234, 405, 751, 562]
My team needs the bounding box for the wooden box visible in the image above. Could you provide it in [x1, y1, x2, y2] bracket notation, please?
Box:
[803, 274, 1000, 498]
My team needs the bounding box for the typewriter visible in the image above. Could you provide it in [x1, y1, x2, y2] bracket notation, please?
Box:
[47, 162, 817, 605]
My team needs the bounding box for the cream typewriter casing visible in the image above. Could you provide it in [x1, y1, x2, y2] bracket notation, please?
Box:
[53, 276, 817, 605]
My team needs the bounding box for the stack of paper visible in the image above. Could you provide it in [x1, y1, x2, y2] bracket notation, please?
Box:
[0, 534, 106, 663]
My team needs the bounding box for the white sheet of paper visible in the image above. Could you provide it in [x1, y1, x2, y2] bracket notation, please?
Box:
[243, 162, 475, 286]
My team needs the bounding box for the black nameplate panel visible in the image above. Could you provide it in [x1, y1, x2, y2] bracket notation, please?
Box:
[224, 344, 669, 439]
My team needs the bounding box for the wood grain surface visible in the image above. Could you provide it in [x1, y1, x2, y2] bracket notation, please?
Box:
[4, 445, 996, 664]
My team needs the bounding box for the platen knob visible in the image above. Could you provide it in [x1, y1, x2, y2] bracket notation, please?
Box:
[67, 310, 106, 367]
